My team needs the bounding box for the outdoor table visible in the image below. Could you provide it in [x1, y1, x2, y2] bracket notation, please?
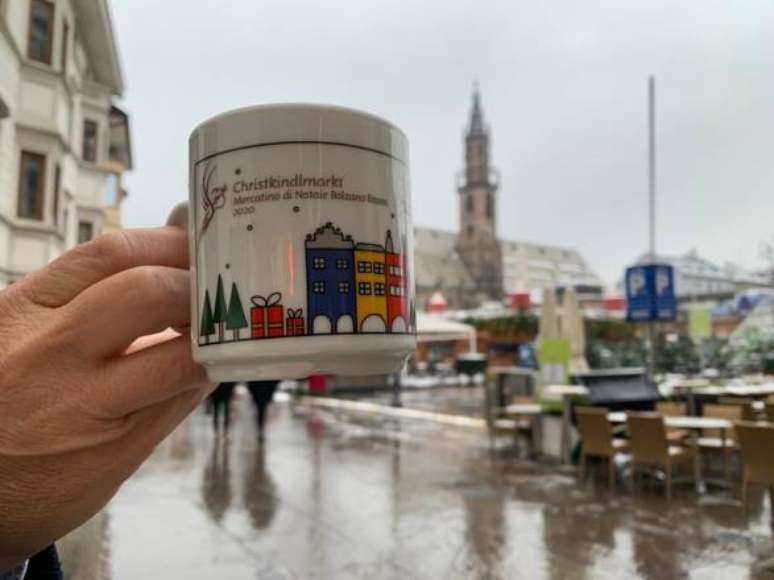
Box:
[670, 380, 710, 415]
[505, 403, 543, 415]
[543, 384, 589, 464]
[608, 413, 733, 492]
[672, 384, 774, 415]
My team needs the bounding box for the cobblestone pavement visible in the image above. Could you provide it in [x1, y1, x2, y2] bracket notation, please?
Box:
[64, 389, 774, 579]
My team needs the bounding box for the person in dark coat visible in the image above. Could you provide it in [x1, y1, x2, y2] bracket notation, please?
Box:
[209, 382, 236, 435]
[246, 381, 279, 441]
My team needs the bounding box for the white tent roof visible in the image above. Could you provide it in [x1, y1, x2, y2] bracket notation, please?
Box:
[416, 312, 476, 346]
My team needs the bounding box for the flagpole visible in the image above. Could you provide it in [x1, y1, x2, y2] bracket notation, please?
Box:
[647, 75, 657, 381]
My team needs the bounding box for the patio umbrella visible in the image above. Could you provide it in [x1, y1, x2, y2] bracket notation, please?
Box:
[539, 287, 560, 343]
[561, 287, 589, 373]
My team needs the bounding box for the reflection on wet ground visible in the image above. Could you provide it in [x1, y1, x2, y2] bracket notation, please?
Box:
[98, 390, 774, 580]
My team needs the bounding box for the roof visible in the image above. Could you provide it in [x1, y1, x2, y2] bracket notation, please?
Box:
[416, 312, 476, 343]
[73, 0, 124, 94]
[413, 228, 476, 290]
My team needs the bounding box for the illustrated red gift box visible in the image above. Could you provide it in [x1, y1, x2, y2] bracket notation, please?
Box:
[251, 292, 284, 339]
[286, 308, 305, 336]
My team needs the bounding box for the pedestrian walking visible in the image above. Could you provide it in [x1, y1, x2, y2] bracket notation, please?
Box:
[209, 382, 236, 435]
[246, 381, 280, 442]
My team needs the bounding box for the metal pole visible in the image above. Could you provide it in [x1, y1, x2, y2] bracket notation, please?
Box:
[647, 76, 657, 382]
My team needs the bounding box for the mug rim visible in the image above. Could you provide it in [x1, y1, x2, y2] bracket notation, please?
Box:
[189, 103, 409, 164]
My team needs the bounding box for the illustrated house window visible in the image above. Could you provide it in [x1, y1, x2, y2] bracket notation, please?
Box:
[358, 282, 371, 295]
[312, 281, 325, 294]
[27, 0, 54, 64]
[77, 221, 94, 244]
[358, 261, 372, 273]
[313, 257, 327, 270]
[82, 120, 98, 163]
[390, 265, 402, 276]
[374, 283, 385, 296]
[17, 151, 46, 220]
[336, 258, 349, 270]
[390, 286, 402, 296]
[373, 263, 384, 275]
[338, 281, 350, 294]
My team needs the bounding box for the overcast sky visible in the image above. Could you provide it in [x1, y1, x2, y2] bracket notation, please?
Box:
[112, 0, 774, 286]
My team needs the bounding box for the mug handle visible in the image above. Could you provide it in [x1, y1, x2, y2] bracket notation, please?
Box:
[166, 201, 189, 228]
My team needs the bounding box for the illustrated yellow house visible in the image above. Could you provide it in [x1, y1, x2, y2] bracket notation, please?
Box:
[354, 243, 387, 332]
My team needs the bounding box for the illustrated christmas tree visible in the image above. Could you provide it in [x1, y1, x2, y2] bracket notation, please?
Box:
[225, 282, 248, 340]
[200, 290, 215, 344]
[212, 274, 227, 343]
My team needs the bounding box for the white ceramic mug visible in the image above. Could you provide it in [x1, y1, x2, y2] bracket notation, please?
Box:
[179, 104, 416, 382]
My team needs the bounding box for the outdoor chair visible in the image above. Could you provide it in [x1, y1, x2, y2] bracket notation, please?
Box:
[735, 421, 774, 509]
[656, 401, 690, 442]
[627, 413, 698, 500]
[576, 407, 629, 487]
[718, 397, 757, 422]
[483, 383, 534, 451]
[699, 404, 742, 483]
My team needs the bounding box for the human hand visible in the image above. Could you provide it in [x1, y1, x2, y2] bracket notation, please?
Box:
[0, 227, 213, 569]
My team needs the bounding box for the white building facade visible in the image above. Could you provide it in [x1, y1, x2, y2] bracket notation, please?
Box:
[629, 249, 735, 298]
[501, 239, 601, 295]
[0, 0, 131, 288]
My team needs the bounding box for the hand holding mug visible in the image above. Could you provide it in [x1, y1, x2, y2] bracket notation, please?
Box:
[0, 228, 211, 569]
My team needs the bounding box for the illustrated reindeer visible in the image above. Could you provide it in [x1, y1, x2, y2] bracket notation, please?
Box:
[199, 163, 227, 239]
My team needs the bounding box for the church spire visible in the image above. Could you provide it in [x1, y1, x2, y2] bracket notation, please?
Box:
[469, 81, 485, 135]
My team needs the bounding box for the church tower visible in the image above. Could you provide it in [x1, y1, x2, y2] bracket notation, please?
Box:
[457, 84, 503, 301]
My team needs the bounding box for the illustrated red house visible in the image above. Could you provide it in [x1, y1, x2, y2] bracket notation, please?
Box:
[385, 230, 408, 332]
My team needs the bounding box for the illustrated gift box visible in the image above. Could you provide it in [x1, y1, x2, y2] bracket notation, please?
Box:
[286, 308, 305, 336]
[251, 293, 284, 339]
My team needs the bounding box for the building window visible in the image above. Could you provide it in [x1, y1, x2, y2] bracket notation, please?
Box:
[83, 120, 98, 163]
[53, 163, 61, 226]
[467, 225, 474, 238]
[78, 221, 94, 244]
[338, 281, 350, 294]
[17, 151, 46, 220]
[373, 262, 384, 274]
[313, 257, 327, 270]
[105, 174, 119, 207]
[466, 194, 474, 213]
[486, 193, 494, 220]
[358, 282, 371, 295]
[374, 283, 385, 296]
[336, 258, 349, 270]
[389, 265, 402, 276]
[390, 286, 403, 296]
[27, 0, 54, 64]
[61, 20, 69, 71]
[312, 281, 325, 294]
[358, 261, 372, 273]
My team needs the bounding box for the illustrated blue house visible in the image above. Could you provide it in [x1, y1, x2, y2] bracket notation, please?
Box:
[305, 222, 357, 334]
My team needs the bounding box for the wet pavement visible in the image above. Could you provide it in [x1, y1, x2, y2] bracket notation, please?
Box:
[79, 389, 774, 579]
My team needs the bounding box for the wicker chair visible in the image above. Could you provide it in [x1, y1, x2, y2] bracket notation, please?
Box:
[627, 412, 697, 500]
[717, 397, 757, 422]
[576, 407, 629, 487]
[736, 421, 774, 508]
[699, 404, 742, 483]
[656, 401, 690, 442]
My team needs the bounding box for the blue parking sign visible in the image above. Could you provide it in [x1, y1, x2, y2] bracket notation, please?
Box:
[625, 264, 676, 322]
